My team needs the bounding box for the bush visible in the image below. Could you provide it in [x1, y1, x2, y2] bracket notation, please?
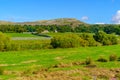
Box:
[93, 31, 118, 45]
[0, 32, 11, 51]
[117, 57, 120, 61]
[97, 55, 108, 62]
[79, 33, 99, 46]
[51, 34, 82, 48]
[109, 54, 117, 61]
[85, 57, 93, 65]
[0, 67, 4, 75]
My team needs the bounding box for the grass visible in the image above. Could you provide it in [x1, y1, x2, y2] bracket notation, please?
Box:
[0, 45, 120, 70]
[0, 45, 120, 79]
[44, 32, 94, 37]
[44, 32, 73, 37]
[5, 33, 51, 40]
[5, 33, 38, 37]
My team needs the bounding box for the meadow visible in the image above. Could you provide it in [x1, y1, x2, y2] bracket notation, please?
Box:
[0, 45, 120, 80]
[0, 32, 120, 80]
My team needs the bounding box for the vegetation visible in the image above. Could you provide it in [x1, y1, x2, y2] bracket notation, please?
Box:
[85, 57, 93, 65]
[97, 55, 108, 62]
[0, 32, 11, 51]
[0, 18, 120, 79]
[0, 45, 120, 79]
[0, 18, 120, 35]
[5, 33, 39, 37]
[93, 31, 118, 45]
[109, 54, 117, 61]
[51, 34, 81, 48]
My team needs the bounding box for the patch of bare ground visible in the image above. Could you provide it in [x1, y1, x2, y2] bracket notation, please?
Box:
[9, 68, 120, 80]
[0, 64, 21, 67]
[7, 62, 120, 80]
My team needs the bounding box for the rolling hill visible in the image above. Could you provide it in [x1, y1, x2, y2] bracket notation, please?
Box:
[0, 18, 86, 26]
[0, 20, 14, 25]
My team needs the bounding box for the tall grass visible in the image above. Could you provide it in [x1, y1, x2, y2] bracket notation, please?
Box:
[9, 40, 51, 51]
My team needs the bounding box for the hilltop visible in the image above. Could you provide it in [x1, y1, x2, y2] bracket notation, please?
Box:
[19, 18, 86, 25]
[0, 18, 86, 26]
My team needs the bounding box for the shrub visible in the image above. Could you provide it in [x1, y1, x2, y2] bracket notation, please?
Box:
[117, 57, 120, 61]
[85, 57, 93, 65]
[51, 34, 81, 48]
[0, 32, 11, 51]
[0, 67, 4, 75]
[109, 54, 117, 61]
[97, 55, 108, 62]
[93, 31, 118, 45]
[79, 33, 98, 46]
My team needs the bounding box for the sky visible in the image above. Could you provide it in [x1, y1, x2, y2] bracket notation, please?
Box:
[0, 0, 120, 24]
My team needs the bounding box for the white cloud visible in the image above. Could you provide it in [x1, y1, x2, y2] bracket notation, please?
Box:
[81, 16, 89, 20]
[112, 10, 120, 24]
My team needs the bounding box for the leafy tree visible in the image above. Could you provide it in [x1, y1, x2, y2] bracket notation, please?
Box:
[51, 34, 81, 48]
[36, 27, 44, 33]
[93, 31, 118, 45]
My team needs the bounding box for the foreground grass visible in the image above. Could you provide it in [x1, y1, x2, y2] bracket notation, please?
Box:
[0, 45, 120, 70]
[0, 45, 120, 79]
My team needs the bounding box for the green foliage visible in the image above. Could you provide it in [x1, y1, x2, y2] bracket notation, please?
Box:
[85, 57, 92, 65]
[79, 33, 100, 46]
[0, 67, 4, 75]
[10, 40, 51, 51]
[51, 34, 81, 48]
[93, 31, 118, 45]
[97, 55, 108, 62]
[118, 57, 120, 61]
[0, 32, 11, 51]
[109, 54, 117, 61]
[36, 27, 44, 33]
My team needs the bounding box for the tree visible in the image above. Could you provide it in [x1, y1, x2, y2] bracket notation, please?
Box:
[93, 31, 118, 45]
[36, 27, 44, 33]
[51, 34, 81, 48]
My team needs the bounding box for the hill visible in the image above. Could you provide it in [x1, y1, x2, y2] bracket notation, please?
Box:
[0, 18, 86, 27]
[18, 18, 86, 25]
[0, 20, 14, 25]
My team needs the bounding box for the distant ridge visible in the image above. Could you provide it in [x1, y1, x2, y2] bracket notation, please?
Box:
[0, 20, 14, 25]
[0, 18, 87, 27]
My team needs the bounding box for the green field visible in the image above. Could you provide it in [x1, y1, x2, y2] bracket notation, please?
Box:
[5, 33, 38, 37]
[5, 33, 51, 40]
[0, 45, 120, 79]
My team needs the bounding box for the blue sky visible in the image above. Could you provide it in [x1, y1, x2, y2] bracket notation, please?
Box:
[0, 0, 120, 24]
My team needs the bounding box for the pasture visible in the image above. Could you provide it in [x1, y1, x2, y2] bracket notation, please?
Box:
[0, 45, 120, 79]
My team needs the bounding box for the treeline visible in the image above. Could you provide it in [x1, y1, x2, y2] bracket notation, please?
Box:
[0, 24, 120, 34]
